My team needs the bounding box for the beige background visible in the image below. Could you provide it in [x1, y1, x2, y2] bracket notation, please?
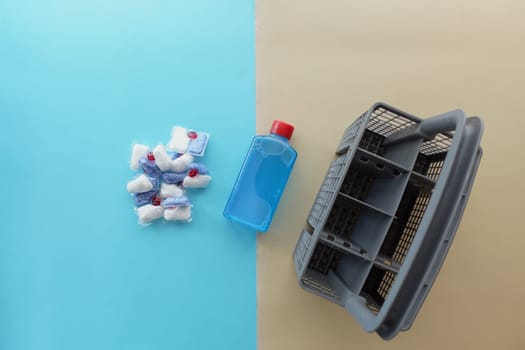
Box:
[256, 1, 525, 349]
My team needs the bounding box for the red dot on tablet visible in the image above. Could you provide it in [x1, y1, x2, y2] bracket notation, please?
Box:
[187, 131, 198, 139]
[188, 169, 198, 177]
[151, 196, 161, 206]
[147, 152, 155, 161]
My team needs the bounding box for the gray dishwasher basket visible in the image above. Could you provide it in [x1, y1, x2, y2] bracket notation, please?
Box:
[293, 102, 483, 339]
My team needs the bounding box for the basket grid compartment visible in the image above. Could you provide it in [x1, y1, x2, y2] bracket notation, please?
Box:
[414, 151, 448, 181]
[426, 159, 445, 181]
[302, 269, 340, 301]
[360, 266, 398, 312]
[393, 192, 431, 264]
[336, 112, 368, 155]
[392, 191, 432, 264]
[340, 170, 373, 202]
[420, 132, 453, 155]
[324, 196, 361, 241]
[379, 178, 433, 265]
[359, 130, 385, 155]
[307, 241, 345, 275]
[366, 107, 417, 137]
[307, 156, 347, 228]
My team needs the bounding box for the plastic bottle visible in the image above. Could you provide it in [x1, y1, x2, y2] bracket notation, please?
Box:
[224, 120, 297, 232]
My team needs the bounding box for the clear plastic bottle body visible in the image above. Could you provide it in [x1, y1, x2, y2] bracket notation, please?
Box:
[223, 133, 297, 232]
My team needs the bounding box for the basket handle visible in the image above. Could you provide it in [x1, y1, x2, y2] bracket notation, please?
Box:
[418, 111, 463, 138]
[383, 110, 465, 146]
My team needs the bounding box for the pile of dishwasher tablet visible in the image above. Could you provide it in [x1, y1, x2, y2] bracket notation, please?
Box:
[126, 126, 211, 225]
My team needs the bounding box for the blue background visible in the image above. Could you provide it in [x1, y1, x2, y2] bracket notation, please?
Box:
[0, 1, 255, 349]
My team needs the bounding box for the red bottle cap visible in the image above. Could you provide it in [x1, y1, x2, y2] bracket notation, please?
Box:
[270, 120, 294, 140]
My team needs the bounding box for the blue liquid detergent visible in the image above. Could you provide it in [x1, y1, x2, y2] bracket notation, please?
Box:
[224, 121, 297, 232]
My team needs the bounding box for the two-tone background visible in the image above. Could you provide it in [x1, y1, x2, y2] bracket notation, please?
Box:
[2, 1, 524, 349]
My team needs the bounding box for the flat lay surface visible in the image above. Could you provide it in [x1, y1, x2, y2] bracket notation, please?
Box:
[0, 1, 255, 349]
[257, 0, 525, 349]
